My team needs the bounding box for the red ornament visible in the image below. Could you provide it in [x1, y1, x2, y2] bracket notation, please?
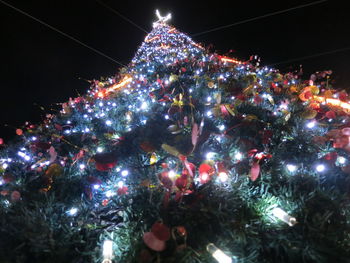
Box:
[117, 186, 128, 195]
[325, 111, 336, 119]
[199, 163, 214, 174]
[143, 232, 166, 251]
[11, 191, 21, 202]
[94, 152, 117, 171]
[0, 138, 3, 145]
[175, 176, 187, 190]
[16, 129, 23, 136]
[250, 161, 260, 181]
[151, 222, 171, 241]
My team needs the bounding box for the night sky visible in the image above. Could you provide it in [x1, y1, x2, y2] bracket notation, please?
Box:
[0, 0, 349, 140]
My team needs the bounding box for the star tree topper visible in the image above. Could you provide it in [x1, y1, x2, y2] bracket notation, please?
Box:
[153, 9, 172, 27]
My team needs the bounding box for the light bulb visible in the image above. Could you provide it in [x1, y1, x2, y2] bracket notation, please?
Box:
[206, 243, 232, 263]
[218, 172, 228, 182]
[105, 190, 116, 197]
[271, 207, 297, 226]
[306, 121, 316, 129]
[316, 164, 325, 172]
[206, 152, 216, 160]
[102, 240, 113, 262]
[121, 170, 129, 176]
[79, 164, 85, 170]
[117, 181, 124, 188]
[337, 156, 346, 164]
[168, 170, 176, 179]
[105, 120, 112, 126]
[68, 207, 78, 216]
[286, 164, 297, 173]
[97, 147, 103, 153]
[234, 152, 242, 160]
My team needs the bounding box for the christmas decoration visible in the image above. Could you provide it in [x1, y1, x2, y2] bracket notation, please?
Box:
[0, 10, 349, 263]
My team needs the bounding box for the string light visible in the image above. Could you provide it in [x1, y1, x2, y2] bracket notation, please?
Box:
[206, 243, 233, 263]
[271, 207, 297, 226]
[234, 152, 243, 161]
[206, 152, 216, 160]
[306, 121, 316, 129]
[337, 156, 346, 164]
[316, 164, 325, 172]
[218, 172, 228, 182]
[121, 170, 129, 176]
[68, 207, 78, 216]
[97, 147, 104, 153]
[286, 164, 297, 173]
[102, 240, 113, 263]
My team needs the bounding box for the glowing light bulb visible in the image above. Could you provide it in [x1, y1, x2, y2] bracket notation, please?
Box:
[271, 207, 297, 226]
[93, 184, 100, 190]
[219, 125, 225, 131]
[168, 170, 176, 179]
[102, 240, 113, 263]
[207, 243, 232, 263]
[141, 102, 148, 110]
[337, 156, 346, 164]
[2, 163, 8, 169]
[306, 121, 316, 129]
[206, 110, 213, 117]
[206, 152, 216, 160]
[234, 152, 243, 160]
[106, 120, 112, 126]
[316, 164, 325, 172]
[117, 181, 124, 188]
[79, 164, 86, 170]
[218, 172, 228, 182]
[105, 190, 116, 197]
[121, 170, 129, 176]
[99, 102, 104, 107]
[286, 164, 297, 173]
[68, 207, 78, 216]
[97, 147, 104, 153]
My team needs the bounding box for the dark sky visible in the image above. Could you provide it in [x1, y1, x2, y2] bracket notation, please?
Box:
[0, 0, 349, 140]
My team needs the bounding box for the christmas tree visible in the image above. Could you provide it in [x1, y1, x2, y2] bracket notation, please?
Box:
[1, 11, 350, 263]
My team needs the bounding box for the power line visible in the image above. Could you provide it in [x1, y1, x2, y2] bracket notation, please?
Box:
[267, 46, 350, 67]
[0, 0, 126, 67]
[96, 0, 148, 33]
[192, 0, 327, 37]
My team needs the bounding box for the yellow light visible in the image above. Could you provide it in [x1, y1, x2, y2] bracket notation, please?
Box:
[207, 243, 233, 263]
[219, 56, 242, 64]
[145, 35, 160, 43]
[313, 95, 350, 112]
[106, 76, 132, 93]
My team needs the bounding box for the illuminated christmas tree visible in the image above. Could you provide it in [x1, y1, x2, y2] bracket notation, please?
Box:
[1, 11, 350, 263]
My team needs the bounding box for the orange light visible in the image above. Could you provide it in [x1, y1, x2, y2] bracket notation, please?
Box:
[193, 42, 205, 50]
[219, 56, 242, 64]
[313, 96, 350, 112]
[97, 91, 104, 98]
[106, 76, 132, 93]
[168, 28, 176, 33]
[145, 35, 160, 43]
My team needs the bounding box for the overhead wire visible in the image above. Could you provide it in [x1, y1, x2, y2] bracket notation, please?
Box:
[267, 46, 350, 66]
[95, 0, 148, 33]
[0, 0, 126, 67]
[192, 0, 327, 37]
